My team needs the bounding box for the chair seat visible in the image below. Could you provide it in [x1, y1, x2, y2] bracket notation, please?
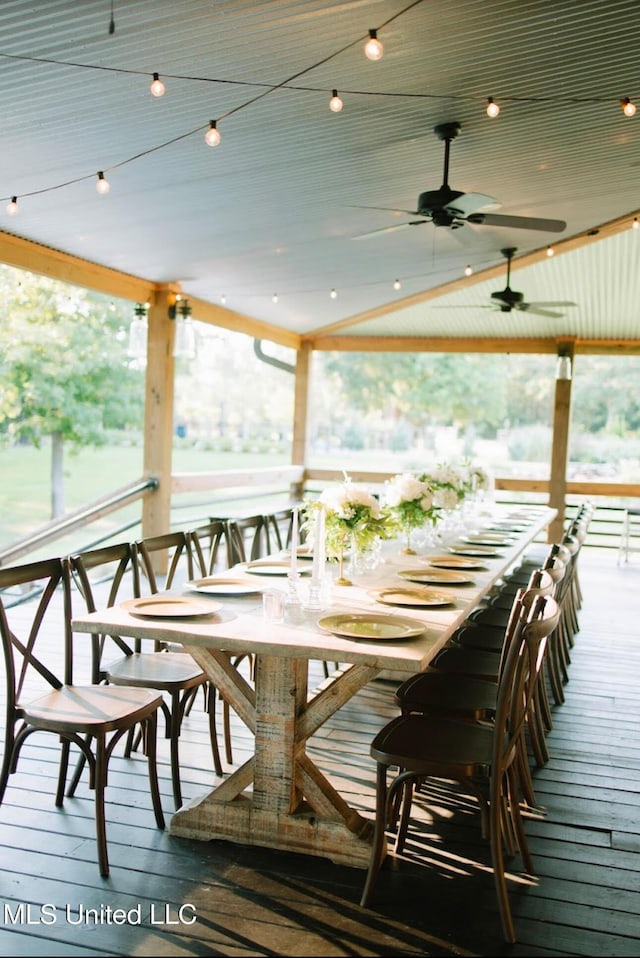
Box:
[431, 645, 500, 681]
[370, 712, 494, 775]
[22, 684, 163, 734]
[106, 652, 206, 691]
[395, 670, 498, 718]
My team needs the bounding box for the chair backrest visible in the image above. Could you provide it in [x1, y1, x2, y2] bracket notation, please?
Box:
[227, 514, 271, 565]
[69, 541, 140, 675]
[263, 508, 295, 552]
[492, 592, 560, 784]
[133, 530, 205, 594]
[0, 557, 73, 706]
[190, 519, 233, 575]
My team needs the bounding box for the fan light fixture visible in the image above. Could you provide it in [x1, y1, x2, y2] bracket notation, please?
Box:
[150, 72, 165, 97]
[204, 120, 221, 147]
[6, 196, 18, 216]
[486, 97, 500, 117]
[329, 89, 344, 112]
[556, 349, 572, 381]
[96, 171, 110, 194]
[169, 296, 197, 359]
[364, 29, 383, 61]
[621, 97, 637, 117]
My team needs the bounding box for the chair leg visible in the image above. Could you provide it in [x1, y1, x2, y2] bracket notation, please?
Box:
[489, 774, 517, 944]
[94, 734, 109, 877]
[169, 692, 183, 809]
[56, 738, 71, 806]
[205, 683, 223, 776]
[144, 715, 166, 831]
[360, 763, 391, 907]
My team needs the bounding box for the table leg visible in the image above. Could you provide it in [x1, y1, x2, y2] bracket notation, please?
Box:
[171, 648, 380, 868]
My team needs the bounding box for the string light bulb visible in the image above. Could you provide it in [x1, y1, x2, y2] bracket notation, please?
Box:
[393, 278, 401, 290]
[546, 245, 555, 257]
[621, 97, 637, 117]
[633, 216, 639, 230]
[96, 171, 110, 194]
[204, 120, 221, 147]
[464, 264, 473, 276]
[6, 196, 18, 216]
[272, 293, 279, 303]
[486, 96, 500, 118]
[150, 72, 165, 97]
[330, 288, 338, 299]
[329, 89, 344, 112]
[364, 29, 383, 61]
[221, 294, 227, 305]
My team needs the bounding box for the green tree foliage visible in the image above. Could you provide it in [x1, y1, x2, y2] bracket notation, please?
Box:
[0, 265, 144, 515]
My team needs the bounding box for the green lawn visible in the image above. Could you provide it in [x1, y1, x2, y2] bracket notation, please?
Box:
[0, 443, 290, 554]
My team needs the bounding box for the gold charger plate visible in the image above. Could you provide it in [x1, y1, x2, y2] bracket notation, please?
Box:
[186, 576, 263, 596]
[448, 546, 501, 558]
[370, 587, 454, 608]
[245, 560, 312, 576]
[121, 595, 220, 618]
[421, 555, 488, 571]
[318, 612, 425, 641]
[398, 568, 475, 586]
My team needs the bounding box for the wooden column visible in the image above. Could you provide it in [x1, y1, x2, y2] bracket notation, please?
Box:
[291, 341, 311, 497]
[548, 345, 574, 541]
[142, 286, 178, 545]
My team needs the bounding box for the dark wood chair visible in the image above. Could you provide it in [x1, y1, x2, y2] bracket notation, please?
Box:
[0, 556, 165, 877]
[360, 591, 560, 943]
[69, 537, 224, 810]
[227, 514, 272, 565]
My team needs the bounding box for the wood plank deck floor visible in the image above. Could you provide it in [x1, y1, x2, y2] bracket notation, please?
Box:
[0, 546, 639, 957]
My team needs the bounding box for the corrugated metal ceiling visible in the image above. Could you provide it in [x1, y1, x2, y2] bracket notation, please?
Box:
[0, 0, 638, 344]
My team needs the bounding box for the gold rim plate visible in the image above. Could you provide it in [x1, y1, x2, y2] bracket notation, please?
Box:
[448, 546, 500, 558]
[121, 595, 219, 618]
[186, 577, 263, 595]
[421, 555, 488, 571]
[370, 587, 454, 608]
[398, 568, 475, 585]
[245, 561, 312, 576]
[318, 612, 425, 641]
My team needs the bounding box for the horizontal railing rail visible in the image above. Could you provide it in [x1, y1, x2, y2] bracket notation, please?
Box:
[1, 466, 638, 569]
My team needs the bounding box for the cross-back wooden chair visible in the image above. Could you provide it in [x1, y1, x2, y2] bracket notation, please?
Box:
[360, 590, 560, 944]
[69, 536, 224, 810]
[190, 518, 234, 575]
[263, 508, 296, 552]
[0, 556, 165, 877]
[226, 514, 272, 565]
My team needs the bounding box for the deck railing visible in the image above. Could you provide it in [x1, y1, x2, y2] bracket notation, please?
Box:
[0, 466, 637, 568]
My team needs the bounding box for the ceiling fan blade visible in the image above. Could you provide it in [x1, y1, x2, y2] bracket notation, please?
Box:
[352, 220, 427, 240]
[443, 192, 500, 217]
[467, 212, 567, 232]
[347, 204, 419, 216]
[518, 304, 564, 319]
[528, 300, 578, 308]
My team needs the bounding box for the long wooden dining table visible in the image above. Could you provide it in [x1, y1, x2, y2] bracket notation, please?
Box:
[72, 505, 556, 869]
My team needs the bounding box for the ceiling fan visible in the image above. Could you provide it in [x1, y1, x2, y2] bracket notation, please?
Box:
[487, 247, 577, 318]
[352, 121, 567, 240]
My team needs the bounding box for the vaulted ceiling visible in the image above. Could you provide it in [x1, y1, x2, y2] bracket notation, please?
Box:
[1, 0, 639, 350]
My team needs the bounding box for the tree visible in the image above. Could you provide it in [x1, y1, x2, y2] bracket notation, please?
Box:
[0, 266, 143, 518]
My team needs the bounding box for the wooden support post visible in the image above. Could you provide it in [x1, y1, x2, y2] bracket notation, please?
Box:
[548, 344, 574, 541]
[142, 286, 179, 560]
[291, 342, 311, 499]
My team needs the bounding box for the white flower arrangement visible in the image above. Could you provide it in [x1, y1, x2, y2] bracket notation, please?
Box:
[303, 480, 389, 564]
[382, 473, 437, 525]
